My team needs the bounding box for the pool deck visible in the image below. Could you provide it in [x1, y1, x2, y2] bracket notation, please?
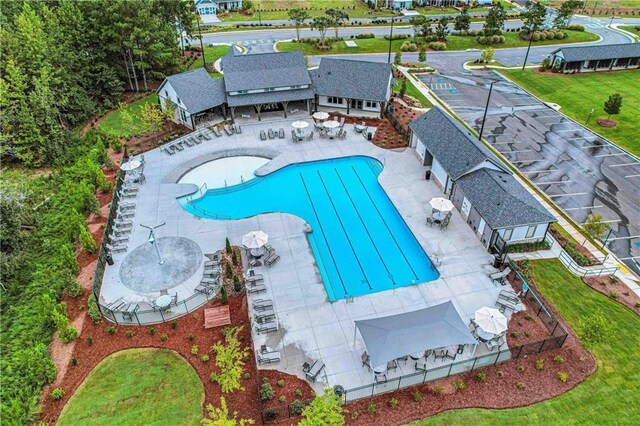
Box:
[100, 117, 517, 392]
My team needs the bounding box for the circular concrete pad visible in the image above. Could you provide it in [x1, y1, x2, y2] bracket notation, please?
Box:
[119, 237, 202, 293]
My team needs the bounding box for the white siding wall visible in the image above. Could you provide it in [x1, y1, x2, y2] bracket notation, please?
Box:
[498, 223, 548, 243]
[413, 134, 426, 162]
[158, 81, 193, 129]
[431, 157, 448, 191]
[318, 95, 345, 108]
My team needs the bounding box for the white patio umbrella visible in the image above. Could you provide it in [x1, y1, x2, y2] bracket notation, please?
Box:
[429, 197, 454, 212]
[312, 111, 329, 121]
[242, 231, 269, 249]
[323, 120, 340, 130]
[474, 307, 508, 335]
[120, 159, 142, 172]
[291, 121, 310, 130]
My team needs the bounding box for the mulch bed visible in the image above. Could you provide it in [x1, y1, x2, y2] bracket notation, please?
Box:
[583, 276, 640, 316]
[548, 226, 600, 265]
[596, 118, 617, 128]
[39, 295, 313, 425]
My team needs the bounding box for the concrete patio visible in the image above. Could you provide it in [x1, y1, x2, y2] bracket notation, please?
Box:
[99, 117, 517, 391]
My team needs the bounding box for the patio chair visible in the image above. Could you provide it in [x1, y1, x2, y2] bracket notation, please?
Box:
[162, 146, 175, 155]
[260, 130, 267, 141]
[387, 360, 398, 372]
[247, 283, 266, 294]
[490, 267, 512, 284]
[234, 124, 242, 134]
[339, 117, 346, 128]
[223, 125, 233, 136]
[439, 217, 450, 230]
[109, 235, 129, 245]
[106, 298, 125, 312]
[304, 360, 325, 382]
[498, 289, 519, 304]
[245, 273, 264, 283]
[256, 349, 281, 364]
[291, 130, 297, 142]
[252, 298, 273, 311]
[496, 298, 517, 314]
[361, 351, 371, 370]
[426, 216, 435, 227]
[183, 138, 195, 147]
[254, 308, 275, 322]
[268, 128, 275, 139]
[290, 108, 299, 114]
[213, 127, 223, 137]
[434, 349, 450, 362]
[415, 361, 428, 371]
[122, 303, 139, 320]
[279, 128, 285, 139]
[255, 319, 278, 334]
[194, 135, 203, 144]
[487, 336, 506, 352]
[307, 131, 314, 141]
[264, 253, 280, 267]
[201, 132, 211, 140]
[195, 283, 215, 295]
[374, 373, 388, 384]
[469, 318, 478, 333]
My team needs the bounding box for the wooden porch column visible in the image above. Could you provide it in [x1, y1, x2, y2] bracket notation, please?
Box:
[380, 102, 385, 119]
[256, 104, 262, 121]
[283, 101, 289, 118]
[230, 107, 236, 123]
[306, 99, 311, 113]
[221, 104, 227, 120]
[346, 98, 351, 115]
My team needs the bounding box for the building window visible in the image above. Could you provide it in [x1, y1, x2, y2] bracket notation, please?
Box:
[365, 101, 378, 108]
[164, 90, 168, 98]
[177, 96, 182, 105]
[327, 96, 343, 104]
[503, 228, 513, 241]
[526, 225, 537, 238]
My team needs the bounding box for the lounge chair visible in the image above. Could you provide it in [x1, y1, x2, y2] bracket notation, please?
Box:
[203, 270, 221, 279]
[234, 124, 242, 134]
[256, 349, 281, 364]
[247, 283, 266, 294]
[119, 202, 136, 211]
[117, 210, 134, 219]
[279, 128, 285, 139]
[260, 130, 267, 141]
[255, 319, 278, 333]
[183, 138, 195, 147]
[122, 303, 139, 320]
[254, 308, 275, 322]
[204, 260, 220, 268]
[361, 351, 371, 370]
[162, 146, 175, 155]
[303, 360, 325, 382]
[106, 243, 127, 253]
[268, 128, 275, 139]
[195, 283, 215, 295]
[223, 125, 233, 136]
[252, 298, 273, 311]
[375, 373, 388, 384]
[245, 273, 264, 282]
[114, 220, 133, 229]
[106, 298, 125, 312]
[496, 298, 517, 313]
[193, 135, 203, 144]
[264, 253, 280, 267]
[291, 130, 298, 142]
[112, 228, 132, 237]
[109, 235, 129, 245]
[498, 289, 519, 304]
[200, 278, 218, 286]
[307, 131, 314, 141]
[174, 142, 185, 151]
[213, 127, 223, 137]
[200, 132, 210, 141]
[490, 267, 512, 284]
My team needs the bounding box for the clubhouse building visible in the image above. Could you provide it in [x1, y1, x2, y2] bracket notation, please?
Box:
[548, 43, 640, 73]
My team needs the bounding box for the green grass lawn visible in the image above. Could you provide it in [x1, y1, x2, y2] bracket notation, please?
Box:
[617, 25, 640, 40]
[499, 69, 640, 156]
[277, 30, 598, 55]
[219, 0, 395, 21]
[97, 94, 158, 138]
[416, 258, 640, 425]
[189, 44, 231, 71]
[394, 77, 433, 108]
[58, 349, 204, 426]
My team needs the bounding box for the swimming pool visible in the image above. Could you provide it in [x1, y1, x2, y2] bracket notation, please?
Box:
[179, 156, 439, 301]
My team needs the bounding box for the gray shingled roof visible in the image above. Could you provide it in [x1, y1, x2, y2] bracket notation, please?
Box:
[409, 107, 507, 180]
[226, 88, 314, 107]
[311, 58, 393, 102]
[456, 168, 556, 228]
[222, 50, 311, 92]
[160, 68, 226, 113]
[551, 43, 640, 63]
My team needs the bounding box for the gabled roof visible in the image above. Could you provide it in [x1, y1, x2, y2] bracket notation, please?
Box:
[409, 107, 508, 180]
[311, 58, 393, 102]
[159, 68, 225, 113]
[221, 50, 311, 92]
[456, 168, 556, 228]
[551, 43, 640, 62]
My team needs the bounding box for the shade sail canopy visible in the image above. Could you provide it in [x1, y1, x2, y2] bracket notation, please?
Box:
[355, 301, 477, 370]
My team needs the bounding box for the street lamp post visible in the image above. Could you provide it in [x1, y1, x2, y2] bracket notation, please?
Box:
[141, 223, 166, 265]
[387, 17, 395, 64]
[522, 33, 534, 71]
[478, 81, 496, 141]
[586, 108, 595, 124]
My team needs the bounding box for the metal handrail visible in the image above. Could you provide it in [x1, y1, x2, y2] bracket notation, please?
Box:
[558, 250, 618, 277]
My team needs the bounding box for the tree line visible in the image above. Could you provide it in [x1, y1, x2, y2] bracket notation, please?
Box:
[0, 0, 195, 167]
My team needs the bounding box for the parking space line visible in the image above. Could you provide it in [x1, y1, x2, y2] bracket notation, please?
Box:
[536, 180, 572, 185]
[624, 174, 640, 178]
[511, 159, 545, 163]
[609, 162, 640, 168]
[498, 149, 534, 154]
[522, 170, 555, 174]
[564, 205, 604, 211]
[594, 153, 629, 158]
[548, 192, 588, 198]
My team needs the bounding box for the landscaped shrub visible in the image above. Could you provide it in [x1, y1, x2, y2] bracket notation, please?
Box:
[567, 24, 585, 31]
[149, 327, 156, 335]
[78, 225, 96, 253]
[201, 354, 210, 362]
[367, 401, 377, 414]
[413, 390, 423, 402]
[388, 397, 399, 408]
[433, 386, 444, 395]
[191, 345, 199, 355]
[383, 33, 408, 40]
[188, 333, 195, 341]
[233, 275, 241, 293]
[86, 335, 94, 345]
[171, 320, 178, 329]
[476, 371, 487, 382]
[516, 382, 526, 389]
[400, 41, 418, 52]
[554, 355, 565, 364]
[277, 379, 285, 387]
[51, 388, 64, 400]
[279, 395, 287, 403]
[160, 333, 168, 341]
[517, 364, 525, 372]
[225, 237, 232, 254]
[107, 325, 116, 335]
[87, 295, 102, 323]
[536, 359, 545, 370]
[209, 327, 249, 393]
[70, 357, 77, 366]
[290, 399, 304, 416]
[351, 410, 359, 419]
[428, 42, 446, 51]
[524, 313, 533, 320]
[511, 331, 520, 339]
[220, 286, 228, 305]
[355, 33, 375, 39]
[243, 372, 250, 380]
[453, 380, 465, 390]
[125, 329, 134, 338]
[260, 380, 274, 401]
[558, 371, 569, 383]
[609, 291, 619, 299]
[225, 262, 233, 279]
[496, 370, 504, 377]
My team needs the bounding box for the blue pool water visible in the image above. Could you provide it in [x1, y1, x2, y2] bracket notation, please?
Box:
[180, 156, 439, 300]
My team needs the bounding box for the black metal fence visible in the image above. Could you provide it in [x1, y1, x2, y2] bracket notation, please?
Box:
[258, 397, 314, 424]
[384, 108, 411, 144]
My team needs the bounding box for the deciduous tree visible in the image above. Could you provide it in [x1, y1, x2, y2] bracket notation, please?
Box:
[326, 8, 349, 39]
[288, 8, 310, 42]
[454, 9, 471, 34]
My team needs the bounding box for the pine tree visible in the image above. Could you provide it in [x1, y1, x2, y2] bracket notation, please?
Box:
[394, 51, 402, 66]
[603, 93, 623, 120]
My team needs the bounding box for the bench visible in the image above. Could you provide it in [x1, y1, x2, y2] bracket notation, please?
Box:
[256, 349, 281, 364]
[303, 360, 325, 382]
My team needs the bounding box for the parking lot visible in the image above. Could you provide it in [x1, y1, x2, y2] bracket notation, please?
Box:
[419, 71, 640, 274]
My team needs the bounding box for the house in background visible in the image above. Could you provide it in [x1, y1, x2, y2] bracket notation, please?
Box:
[195, 0, 242, 17]
[311, 58, 393, 118]
[409, 107, 556, 250]
[156, 68, 226, 130]
[379, 0, 413, 10]
[220, 49, 314, 121]
[548, 43, 640, 73]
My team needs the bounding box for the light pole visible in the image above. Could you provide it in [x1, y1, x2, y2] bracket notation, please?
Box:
[387, 17, 395, 64]
[478, 81, 496, 141]
[141, 223, 166, 265]
[522, 32, 534, 70]
[586, 108, 595, 124]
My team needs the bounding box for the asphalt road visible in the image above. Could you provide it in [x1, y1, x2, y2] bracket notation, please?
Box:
[200, 16, 640, 273]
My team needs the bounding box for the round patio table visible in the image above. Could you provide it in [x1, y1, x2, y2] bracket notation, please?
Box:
[474, 328, 495, 342]
[250, 248, 264, 258]
[155, 294, 172, 310]
[432, 211, 447, 223]
[354, 124, 365, 133]
[409, 351, 424, 361]
[373, 365, 387, 375]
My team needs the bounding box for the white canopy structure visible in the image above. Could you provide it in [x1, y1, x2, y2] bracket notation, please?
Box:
[354, 301, 477, 370]
[242, 231, 269, 249]
[429, 197, 454, 212]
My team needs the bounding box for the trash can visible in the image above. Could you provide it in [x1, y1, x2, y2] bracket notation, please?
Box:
[106, 253, 114, 266]
[425, 170, 431, 180]
[366, 132, 372, 141]
[493, 254, 502, 268]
